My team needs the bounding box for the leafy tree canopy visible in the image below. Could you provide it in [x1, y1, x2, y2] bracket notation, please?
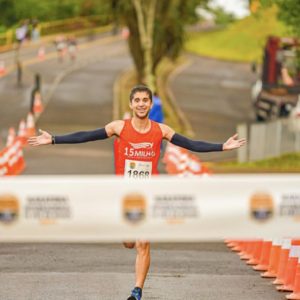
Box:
[114, 0, 207, 82]
[0, 0, 111, 28]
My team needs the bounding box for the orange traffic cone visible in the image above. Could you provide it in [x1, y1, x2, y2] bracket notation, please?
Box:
[224, 239, 236, 247]
[187, 154, 209, 175]
[6, 127, 16, 147]
[0, 61, 6, 77]
[253, 239, 272, 271]
[247, 239, 264, 265]
[38, 46, 45, 61]
[14, 140, 25, 175]
[240, 240, 257, 260]
[6, 143, 17, 175]
[18, 119, 27, 145]
[286, 261, 300, 300]
[26, 112, 36, 138]
[277, 246, 300, 292]
[261, 239, 282, 278]
[224, 239, 233, 245]
[238, 240, 250, 257]
[33, 91, 43, 114]
[273, 239, 292, 285]
[229, 240, 244, 252]
[0, 149, 8, 176]
[232, 241, 246, 252]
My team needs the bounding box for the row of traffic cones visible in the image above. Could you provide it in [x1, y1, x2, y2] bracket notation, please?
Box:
[0, 138, 26, 176]
[225, 238, 300, 299]
[162, 142, 211, 176]
[1, 112, 38, 176]
[13, 112, 37, 147]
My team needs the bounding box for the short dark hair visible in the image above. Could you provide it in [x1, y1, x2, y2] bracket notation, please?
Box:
[130, 85, 152, 102]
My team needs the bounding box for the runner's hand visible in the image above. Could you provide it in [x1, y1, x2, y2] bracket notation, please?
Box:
[28, 129, 52, 146]
[223, 133, 246, 151]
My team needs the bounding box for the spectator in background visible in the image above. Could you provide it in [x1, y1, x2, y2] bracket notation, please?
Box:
[15, 20, 28, 49]
[31, 19, 40, 43]
[67, 35, 78, 61]
[54, 35, 67, 62]
[149, 92, 164, 123]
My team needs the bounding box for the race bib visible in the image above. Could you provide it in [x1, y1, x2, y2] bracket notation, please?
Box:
[124, 159, 152, 179]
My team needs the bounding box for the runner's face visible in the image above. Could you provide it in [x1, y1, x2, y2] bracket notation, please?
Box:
[130, 91, 153, 119]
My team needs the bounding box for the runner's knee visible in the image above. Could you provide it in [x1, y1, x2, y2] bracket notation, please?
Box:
[135, 241, 150, 255]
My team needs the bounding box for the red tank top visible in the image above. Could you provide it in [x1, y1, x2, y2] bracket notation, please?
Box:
[114, 119, 163, 177]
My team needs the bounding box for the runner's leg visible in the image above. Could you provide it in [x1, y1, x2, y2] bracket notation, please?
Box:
[135, 241, 150, 288]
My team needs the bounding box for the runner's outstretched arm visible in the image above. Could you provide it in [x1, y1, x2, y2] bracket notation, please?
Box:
[28, 121, 124, 146]
[160, 124, 246, 152]
[28, 128, 108, 146]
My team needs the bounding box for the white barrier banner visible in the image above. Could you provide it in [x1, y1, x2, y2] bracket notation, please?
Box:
[0, 175, 299, 242]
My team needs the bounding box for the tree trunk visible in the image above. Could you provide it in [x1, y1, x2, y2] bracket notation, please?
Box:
[132, 0, 157, 91]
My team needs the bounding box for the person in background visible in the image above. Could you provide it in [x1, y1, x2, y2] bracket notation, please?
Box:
[15, 20, 28, 50]
[149, 91, 164, 123]
[54, 35, 67, 62]
[67, 35, 78, 61]
[31, 19, 40, 43]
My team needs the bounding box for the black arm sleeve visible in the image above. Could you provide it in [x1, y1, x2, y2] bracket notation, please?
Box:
[170, 133, 223, 152]
[53, 128, 108, 144]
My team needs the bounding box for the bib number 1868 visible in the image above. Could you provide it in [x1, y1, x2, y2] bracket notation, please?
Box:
[124, 160, 152, 179]
[127, 169, 150, 179]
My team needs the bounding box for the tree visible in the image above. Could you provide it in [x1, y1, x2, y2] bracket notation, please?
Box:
[131, 0, 157, 91]
[208, 6, 236, 26]
[260, 0, 300, 37]
[114, 0, 206, 90]
[260, 0, 300, 69]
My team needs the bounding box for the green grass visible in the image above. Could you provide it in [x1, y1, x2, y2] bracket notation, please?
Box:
[185, 6, 289, 63]
[210, 153, 300, 173]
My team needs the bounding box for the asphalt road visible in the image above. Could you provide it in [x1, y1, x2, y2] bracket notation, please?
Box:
[170, 54, 256, 162]
[0, 243, 286, 300]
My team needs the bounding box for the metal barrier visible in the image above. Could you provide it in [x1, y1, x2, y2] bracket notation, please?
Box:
[237, 118, 300, 162]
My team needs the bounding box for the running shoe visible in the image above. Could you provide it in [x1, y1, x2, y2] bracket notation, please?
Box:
[127, 287, 142, 300]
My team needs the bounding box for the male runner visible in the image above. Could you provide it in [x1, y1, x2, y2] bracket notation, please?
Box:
[28, 85, 246, 300]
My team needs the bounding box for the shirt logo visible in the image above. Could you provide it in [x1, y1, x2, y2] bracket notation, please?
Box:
[129, 142, 153, 149]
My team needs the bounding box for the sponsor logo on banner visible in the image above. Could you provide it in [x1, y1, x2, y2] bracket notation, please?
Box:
[25, 195, 71, 224]
[0, 194, 19, 225]
[250, 192, 274, 222]
[152, 194, 198, 224]
[279, 193, 300, 221]
[123, 193, 146, 224]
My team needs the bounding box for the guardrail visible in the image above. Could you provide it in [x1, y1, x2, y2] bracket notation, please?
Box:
[237, 118, 300, 162]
